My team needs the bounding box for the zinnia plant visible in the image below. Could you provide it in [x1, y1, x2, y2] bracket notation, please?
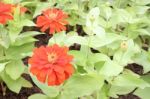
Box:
[0, 0, 150, 99]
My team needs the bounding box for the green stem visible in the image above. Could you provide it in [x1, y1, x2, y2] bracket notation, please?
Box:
[117, 0, 121, 8]
[86, 35, 92, 59]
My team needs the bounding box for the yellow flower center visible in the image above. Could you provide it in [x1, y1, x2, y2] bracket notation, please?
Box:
[49, 13, 57, 19]
[48, 53, 57, 63]
[121, 41, 128, 49]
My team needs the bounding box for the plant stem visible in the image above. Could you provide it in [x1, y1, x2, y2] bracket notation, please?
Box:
[86, 35, 92, 59]
[1, 82, 6, 96]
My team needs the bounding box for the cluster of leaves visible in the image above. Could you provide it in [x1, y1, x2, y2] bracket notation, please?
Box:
[0, 1, 39, 93]
[0, 0, 150, 99]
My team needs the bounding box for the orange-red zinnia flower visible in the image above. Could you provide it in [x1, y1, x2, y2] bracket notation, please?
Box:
[29, 44, 74, 86]
[0, 2, 13, 24]
[36, 8, 68, 34]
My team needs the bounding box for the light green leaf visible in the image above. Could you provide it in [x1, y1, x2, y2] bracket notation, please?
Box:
[6, 60, 25, 80]
[99, 60, 123, 77]
[21, 19, 35, 26]
[69, 50, 87, 66]
[109, 85, 135, 98]
[0, 27, 10, 48]
[134, 50, 150, 73]
[28, 94, 49, 99]
[5, 43, 34, 59]
[33, 3, 52, 18]
[60, 74, 104, 99]
[112, 70, 150, 89]
[13, 31, 41, 46]
[0, 71, 32, 93]
[0, 62, 9, 73]
[134, 87, 150, 99]
[89, 33, 126, 48]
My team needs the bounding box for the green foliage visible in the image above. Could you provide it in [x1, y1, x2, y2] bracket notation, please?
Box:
[0, 1, 39, 93]
[1, 0, 150, 99]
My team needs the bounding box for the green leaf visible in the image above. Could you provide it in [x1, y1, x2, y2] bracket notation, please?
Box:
[13, 31, 41, 46]
[65, 35, 88, 46]
[21, 19, 35, 27]
[5, 43, 34, 59]
[5, 60, 25, 80]
[134, 87, 150, 99]
[28, 94, 49, 99]
[88, 53, 110, 65]
[109, 85, 135, 98]
[112, 70, 150, 89]
[0, 62, 9, 73]
[33, 3, 53, 18]
[134, 50, 150, 73]
[89, 33, 126, 48]
[69, 50, 87, 66]
[99, 60, 123, 77]
[98, 84, 110, 99]
[60, 74, 104, 99]
[0, 71, 32, 93]
[48, 31, 87, 47]
[0, 27, 10, 48]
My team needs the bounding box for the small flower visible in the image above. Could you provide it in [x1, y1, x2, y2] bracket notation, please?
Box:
[29, 44, 74, 86]
[36, 8, 68, 34]
[0, 2, 13, 24]
[121, 41, 128, 49]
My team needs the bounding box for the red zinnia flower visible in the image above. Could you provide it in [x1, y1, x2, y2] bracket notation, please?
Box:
[29, 44, 74, 86]
[0, 2, 13, 24]
[36, 8, 68, 34]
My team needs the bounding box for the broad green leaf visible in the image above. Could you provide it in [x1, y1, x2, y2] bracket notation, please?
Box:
[33, 3, 53, 18]
[131, 0, 150, 5]
[28, 94, 49, 99]
[5, 60, 25, 80]
[13, 31, 41, 46]
[134, 50, 150, 73]
[65, 36, 88, 46]
[69, 50, 87, 66]
[48, 31, 87, 47]
[109, 85, 135, 98]
[60, 74, 104, 99]
[112, 70, 150, 89]
[21, 19, 35, 26]
[134, 87, 150, 99]
[87, 7, 100, 19]
[0, 62, 9, 73]
[0, 71, 32, 93]
[0, 27, 10, 48]
[5, 43, 34, 59]
[98, 84, 110, 99]
[88, 53, 110, 65]
[89, 33, 126, 48]
[141, 74, 150, 84]
[99, 60, 123, 77]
